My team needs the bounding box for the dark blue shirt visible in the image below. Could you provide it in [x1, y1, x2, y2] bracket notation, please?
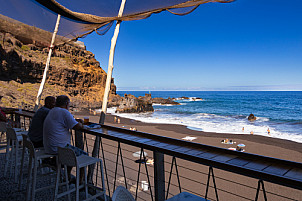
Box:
[28, 106, 50, 142]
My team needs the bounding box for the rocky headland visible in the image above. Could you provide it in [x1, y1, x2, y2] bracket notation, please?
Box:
[0, 17, 179, 113]
[0, 32, 118, 111]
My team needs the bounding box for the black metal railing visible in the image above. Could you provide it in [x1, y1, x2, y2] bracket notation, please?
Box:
[74, 130, 301, 201]
[10, 111, 302, 201]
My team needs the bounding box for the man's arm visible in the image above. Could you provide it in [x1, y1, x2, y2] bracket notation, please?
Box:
[72, 119, 83, 130]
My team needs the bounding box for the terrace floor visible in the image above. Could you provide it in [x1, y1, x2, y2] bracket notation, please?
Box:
[0, 145, 101, 201]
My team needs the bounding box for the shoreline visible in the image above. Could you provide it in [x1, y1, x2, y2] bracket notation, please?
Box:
[74, 111, 302, 163]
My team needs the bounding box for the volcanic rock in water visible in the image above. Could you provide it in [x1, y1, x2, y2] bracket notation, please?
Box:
[248, 113, 256, 121]
[152, 97, 180, 105]
[192, 97, 202, 101]
[116, 94, 154, 113]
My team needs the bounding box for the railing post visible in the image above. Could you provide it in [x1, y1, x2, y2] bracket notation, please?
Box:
[15, 113, 20, 128]
[75, 130, 84, 150]
[154, 151, 165, 201]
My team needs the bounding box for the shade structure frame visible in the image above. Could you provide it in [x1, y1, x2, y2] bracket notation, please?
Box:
[33, 14, 61, 111]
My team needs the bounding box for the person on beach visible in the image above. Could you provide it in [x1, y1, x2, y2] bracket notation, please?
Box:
[250, 131, 254, 135]
[43, 95, 85, 181]
[242, 127, 244, 132]
[28, 96, 55, 148]
[267, 128, 271, 135]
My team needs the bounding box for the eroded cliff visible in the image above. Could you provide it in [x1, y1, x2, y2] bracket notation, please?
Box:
[0, 32, 117, 111]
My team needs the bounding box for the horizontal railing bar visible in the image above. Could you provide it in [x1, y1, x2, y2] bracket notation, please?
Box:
[80, 125, 302, 190]
[11, 110, 302, 200]
[100, 125, 302, 167]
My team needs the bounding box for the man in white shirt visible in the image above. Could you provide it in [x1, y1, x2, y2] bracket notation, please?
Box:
[43, 95, 83, 154]
[43, 95, 84, 182]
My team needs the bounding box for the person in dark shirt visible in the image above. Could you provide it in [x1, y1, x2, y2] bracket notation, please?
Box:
[28, 96, 56, 148]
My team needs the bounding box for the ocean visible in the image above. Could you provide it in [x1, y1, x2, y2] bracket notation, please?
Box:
[109, 91, 302, 143]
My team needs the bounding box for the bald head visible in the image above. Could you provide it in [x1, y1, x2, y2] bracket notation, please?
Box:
[44, 96, 56, 109]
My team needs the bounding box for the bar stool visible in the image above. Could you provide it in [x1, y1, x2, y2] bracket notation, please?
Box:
[4, 127, 23, 182]
[54, 146, 107, 201]
[18, 134, 56, 201]
[112, 186, 135, 201]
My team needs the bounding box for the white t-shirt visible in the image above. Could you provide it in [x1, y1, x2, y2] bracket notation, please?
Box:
[43, 107, 78, 154]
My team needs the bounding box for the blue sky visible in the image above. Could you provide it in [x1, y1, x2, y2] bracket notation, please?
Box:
[82, 0, 302, 91]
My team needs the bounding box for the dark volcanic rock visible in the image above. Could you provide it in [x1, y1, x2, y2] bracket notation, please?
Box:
[116, 94, 154, 113]
[248, 113, 257, 121]
[0, 32, 116, 111]
[152, 97, 180, 105]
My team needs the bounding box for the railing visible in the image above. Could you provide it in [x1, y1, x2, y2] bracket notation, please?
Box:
[10, 111, 302, 201]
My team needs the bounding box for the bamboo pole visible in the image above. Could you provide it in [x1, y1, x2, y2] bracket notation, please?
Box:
[89, 0, 126, 185]
[33, 14, 61, 111]
[99, 0, 126, 124]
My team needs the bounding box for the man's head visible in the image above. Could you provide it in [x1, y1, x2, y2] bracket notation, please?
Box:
[56, 95, 70, 110]
[44, 96, 56, 109]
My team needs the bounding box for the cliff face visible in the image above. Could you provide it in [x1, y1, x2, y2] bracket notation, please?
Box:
[0, 32, 117, 111]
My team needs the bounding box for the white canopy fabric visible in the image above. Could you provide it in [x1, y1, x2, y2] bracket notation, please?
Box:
[0, 0, 234, 47]
[0, 0, 235, 186]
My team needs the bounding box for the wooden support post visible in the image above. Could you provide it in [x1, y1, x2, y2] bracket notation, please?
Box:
[89, 0, 126, 184]
[99, 0, 126, 124]
[34, 14, 61, 111]
[154, 151, 165, 201]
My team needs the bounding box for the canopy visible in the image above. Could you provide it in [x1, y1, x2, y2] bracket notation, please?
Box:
[1, 0, 235, 190]
[0, 0, 234, 46]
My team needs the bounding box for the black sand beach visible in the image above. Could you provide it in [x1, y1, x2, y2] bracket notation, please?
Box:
[75, 112, 302, 163]
[73, 112, 302, 201]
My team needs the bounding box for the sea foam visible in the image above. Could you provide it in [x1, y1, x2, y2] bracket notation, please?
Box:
[107, 108, 302, 143]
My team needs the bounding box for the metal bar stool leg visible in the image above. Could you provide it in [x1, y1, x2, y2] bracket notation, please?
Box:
[26, 157, 33, 201]
[14, 140, 19, 182]
[64, 165, 71, 201]
[9, 140, 15, 179]
[31, 159, 38, 201]
[76, 166, 80, 201]
[99, 160, 107, 201]
[18, 144, 26, 190]
[4, 139, 11, 176]
[54, 162, 61, 201]
[84, 166, 88, 199]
